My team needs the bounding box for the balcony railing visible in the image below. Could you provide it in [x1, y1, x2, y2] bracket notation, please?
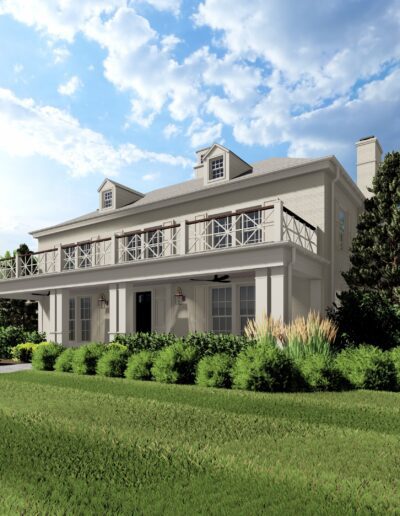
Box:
[0, 200, 318, 281]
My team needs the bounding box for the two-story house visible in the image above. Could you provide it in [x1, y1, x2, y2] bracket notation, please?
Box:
[0, 137, 382, 345]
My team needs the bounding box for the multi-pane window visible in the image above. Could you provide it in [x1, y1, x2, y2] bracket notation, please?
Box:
[211, 287, 232, 334]
[69, 298, 75, 342]
[103, 189, 113, 209]
[78, 243, 92, 268]
[238, 210, 262, 244]
[209, 156, 224, 180]
[239, 286, 255, 334]
[63, 246, 76, 270]
[80, 297, 91, 342]
[125, 234, 142, 261]
[212, 216, 232, 249]
[338, 209, 346, 250]
[147, 230, 163, 258]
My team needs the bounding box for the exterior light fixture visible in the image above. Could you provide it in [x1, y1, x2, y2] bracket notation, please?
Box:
[174, 287, 185, 305]
[97, 294, 109, 308]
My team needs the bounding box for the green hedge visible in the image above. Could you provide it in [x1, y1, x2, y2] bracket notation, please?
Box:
[54, 348, 76, 373]
[11, 343, 40, 363]
[96, 348, 128, 378]
[152, 341, 199, 384]
[0, 327, 45, 358]
[125, 351, 156, 381]
[196, 353, 233, 388]
[32, 343, 63, 371]
[295, 354, 350, 392]
[113, 332, 176, 354]
[72, 343, 106, 375]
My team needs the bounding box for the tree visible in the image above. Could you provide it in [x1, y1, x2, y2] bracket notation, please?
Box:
[0, 243, 38, 331]
[331, 152, 400, 349]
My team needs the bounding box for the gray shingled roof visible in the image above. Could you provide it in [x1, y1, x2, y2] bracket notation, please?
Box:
[31, 156, 324, 234]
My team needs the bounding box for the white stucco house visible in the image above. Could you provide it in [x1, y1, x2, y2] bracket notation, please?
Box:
[0, 137, 382, 345]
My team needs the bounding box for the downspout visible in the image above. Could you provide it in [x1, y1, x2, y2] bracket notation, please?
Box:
[331, 165, 340, 304]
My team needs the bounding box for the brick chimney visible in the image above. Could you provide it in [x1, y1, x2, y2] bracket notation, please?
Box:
[356, 136, 382, 198]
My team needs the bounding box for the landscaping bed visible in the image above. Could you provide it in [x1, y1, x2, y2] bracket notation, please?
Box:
[0, 371, 399, 514]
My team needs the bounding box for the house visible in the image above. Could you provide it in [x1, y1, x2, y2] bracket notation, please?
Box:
[0, 137, 382, 345]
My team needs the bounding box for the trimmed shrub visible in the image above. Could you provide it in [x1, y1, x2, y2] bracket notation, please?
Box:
[196, 353, 233, 388]
[232, 342, 302, 392]
[390, 347, 400, 388]
[184, 332, 251, 358]
[105, 343, 128, 353]
[54, 348, 76, 373]
[72, 343, 106, 375]
[96, 349, 128, 378]
[152, 341, 199, 384]
[125, 351, 156, 381]
[296, 354, 349, 391]
[0, 326, 45, 358]
[11, 343, 39, 363]
[114, 332, 176, 354]
[32, 342, 63, 371]
[335, 345, 397, 390]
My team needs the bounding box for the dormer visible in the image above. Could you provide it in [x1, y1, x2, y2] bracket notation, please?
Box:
[98, 179, 144, 211]
[194, 143, 253, 186]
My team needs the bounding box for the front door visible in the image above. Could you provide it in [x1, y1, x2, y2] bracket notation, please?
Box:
[136, 291, 152, 332]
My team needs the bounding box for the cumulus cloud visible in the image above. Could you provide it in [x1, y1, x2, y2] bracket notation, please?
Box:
[58, 76, 82, 96]
[187, 118, 223, 148]
[163, 123, 180, 138]
[0, 88, 191, 177]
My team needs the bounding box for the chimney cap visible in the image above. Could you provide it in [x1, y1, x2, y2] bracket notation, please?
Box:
[359, 135, 375, 142]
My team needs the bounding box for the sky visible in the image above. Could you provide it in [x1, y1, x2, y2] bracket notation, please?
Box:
[0, 0, 399, 254]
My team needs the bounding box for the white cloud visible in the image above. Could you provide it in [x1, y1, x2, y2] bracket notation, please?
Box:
[161, 34, 181, 52]
[52, 46, 70, 64]
[187, 118, 223, 148]
[13, 63, 23, 74]
[0, 88, 191, 177]
[163, 123, 180, 138]
[142, 172, 160, 181]
[58, 75, 82, 96]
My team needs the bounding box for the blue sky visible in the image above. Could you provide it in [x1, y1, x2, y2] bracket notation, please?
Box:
[0, 0, 399, 253]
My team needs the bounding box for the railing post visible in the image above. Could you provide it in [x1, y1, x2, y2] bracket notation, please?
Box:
[180, 220, 187, 255]
[75, 244, 80, 270]
[273, 199, 283, 242]
[57, 244, 63, 272]
[15, 253, 20, 278]
[111, 234, 117, 264]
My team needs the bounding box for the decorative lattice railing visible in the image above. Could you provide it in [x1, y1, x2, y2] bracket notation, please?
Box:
[0, 257, 16, 279]
[117, 224, 180, 263]
[62, 238, 112, 270]
[19, 249, 59, 276]
[282, 207, 318, 254]
[187, 206, 275, 254]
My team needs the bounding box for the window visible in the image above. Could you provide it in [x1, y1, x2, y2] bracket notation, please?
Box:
[209, 156, 224, 180]
[80, 297, 91, 342]
[238, 210, 262, 245]
[78, 243, 92, 268]
[69, 298, 75, 341]
[338, 209, 346, 250]
[147, 230, 163, 258]
[63, 246, 76, 270]
[212, 216, 232, 249]
[103, 189, 113, 209]
[211, 287, 232, 334]
[239, 286, 255, 334]
[125, 234, 142, 261]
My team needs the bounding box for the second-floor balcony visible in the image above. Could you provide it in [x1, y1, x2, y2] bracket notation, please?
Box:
[0, 200, 318, 281]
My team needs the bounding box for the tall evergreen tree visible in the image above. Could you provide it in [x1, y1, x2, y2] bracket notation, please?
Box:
[332, 152, 400, 349]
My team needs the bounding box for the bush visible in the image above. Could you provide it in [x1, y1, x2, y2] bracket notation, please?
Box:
[32, 342, 63, 371]
[196, 353, 233, 388]
[335, 345, 397, 390]
[96, 349, 128, 378]
[11, 343, 39, 363]
[184, 332, 251, 357]
[152, 341, 199, 384]
[114, 332, 176, 354]
[296, 354, 349, 391]
[54, 348, 76, 373]
[390, 347, 400, 388]
[125, 351, 156, 381]
[72, 343, 106, 375]
[105, 343, 128, 353]
[232, 342, 302, 392]
[0, 326, 45, 358]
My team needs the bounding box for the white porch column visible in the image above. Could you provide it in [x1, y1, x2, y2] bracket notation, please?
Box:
[270, 265, 292, 323]
[273, 199, 283, 242]
[310, 279, 322, 314]
[49, 289, 69, 345]
[255, 268, 270, 320]
[108, 283, 118, 342]
[118, 283, 133, 335]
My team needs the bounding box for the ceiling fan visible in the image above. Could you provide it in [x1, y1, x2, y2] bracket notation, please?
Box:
[190, 274, 230, 283]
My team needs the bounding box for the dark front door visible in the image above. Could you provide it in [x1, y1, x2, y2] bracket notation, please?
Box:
[136, 291, 152, 332]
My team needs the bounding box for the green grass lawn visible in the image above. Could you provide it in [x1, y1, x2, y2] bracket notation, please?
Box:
[0, 372, 399, 515]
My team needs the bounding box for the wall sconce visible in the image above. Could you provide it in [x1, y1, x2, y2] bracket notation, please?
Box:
[174, 287, 186, 305]
[97, 294, 109, 309]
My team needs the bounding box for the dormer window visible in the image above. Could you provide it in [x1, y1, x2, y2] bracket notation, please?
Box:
[103, 189, 113, 209]
[209, 156, 224, 180]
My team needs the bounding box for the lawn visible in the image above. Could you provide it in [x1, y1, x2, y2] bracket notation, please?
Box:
[0, 372, 399, 515]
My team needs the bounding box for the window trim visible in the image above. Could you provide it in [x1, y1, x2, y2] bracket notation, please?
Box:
[102, 189, 113, 209]
[80, 296, 91, 342]
[208, 155, 225, 182]
[211, 286, 232, 334]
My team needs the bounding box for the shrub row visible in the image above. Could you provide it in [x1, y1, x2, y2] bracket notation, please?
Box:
[0, 327, 45, 359]
[31, 339, 400, 393]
